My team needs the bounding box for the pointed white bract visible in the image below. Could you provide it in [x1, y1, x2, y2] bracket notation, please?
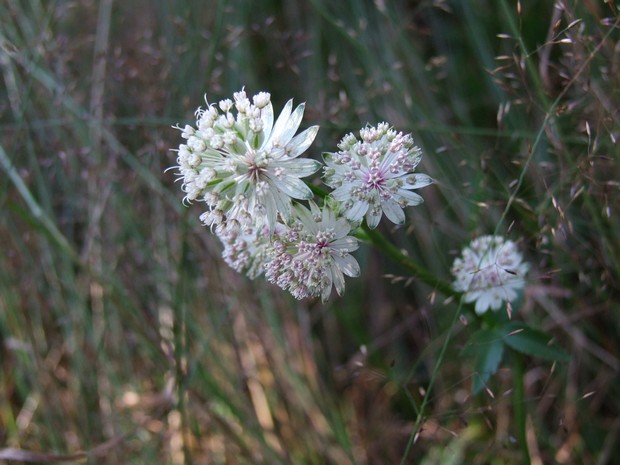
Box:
[322, 122, 432, 229]
[451, 235, 529, 315]
[174, 89, 321, 231]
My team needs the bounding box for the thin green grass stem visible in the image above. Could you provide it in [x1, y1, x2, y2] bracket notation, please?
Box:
[400, 299, 464, 465]
[310, 181, 467, 463]
[0, 143, 77, 260]
[494, 2, 620, 237]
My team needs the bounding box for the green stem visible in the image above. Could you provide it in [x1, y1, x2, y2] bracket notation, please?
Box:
[400, 300, 463, 465]
[0, 143, 78, 261]
[512, 349, 531, 465]
[309, 182, 457, 299]
[361, 224, 458, 299]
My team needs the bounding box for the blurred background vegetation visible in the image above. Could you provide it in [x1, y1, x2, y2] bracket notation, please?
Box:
[1, 0, 619, 463]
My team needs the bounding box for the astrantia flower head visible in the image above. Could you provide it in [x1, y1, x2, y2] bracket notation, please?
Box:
[264, 202, 360, 302]
[174, 89, 321, 229]
[322, 122, 432, 229]
[451, 235, 529, 315]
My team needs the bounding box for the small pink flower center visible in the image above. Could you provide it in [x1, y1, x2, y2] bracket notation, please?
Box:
[315, 230, 335, 251]
[364, 168, 386, 190]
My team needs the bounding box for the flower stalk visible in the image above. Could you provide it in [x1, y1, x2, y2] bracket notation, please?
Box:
[360, 224, 458, 299]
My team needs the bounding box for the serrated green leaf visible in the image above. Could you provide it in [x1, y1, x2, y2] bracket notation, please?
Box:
[501, 323, 570, 362]
[463, 329, 505, 394]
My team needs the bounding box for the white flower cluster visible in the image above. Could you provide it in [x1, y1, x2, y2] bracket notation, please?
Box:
[203, 200, 359, 302]
[171, 89, 464, 303]
[451, 235, 529, 315]
[322, 122, 433, 229]
[264, 202, 360, 302]
[175, 89, 320, 230]
[173, 89, 377, 301]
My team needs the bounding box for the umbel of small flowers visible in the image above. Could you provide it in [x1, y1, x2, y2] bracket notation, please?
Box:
[174, 89, 320, 230]
[173, 88, 433, 302]
[264, 200, 360, 302]
[215, 200, 360, 302]
[322, 122, 433, 229]
[451, 235, 529, 315]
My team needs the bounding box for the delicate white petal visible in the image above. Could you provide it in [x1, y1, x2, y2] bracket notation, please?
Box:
[272, 189, 292, 220]
[293, 202, 318, 231]
[334, 253, 360, 277]
[286, 126, 319, 158]
[380, 148, 401, 170]
[396, 189, 424, 206]
[320, 270, 333, 302]
[330, 236, 359, 252]
[306, 200, 320, 219]
[397, 173, 433, 189]
[263, 192, 278, 230]
[346, 200, 369, 222]
[332, 218, 352, 240]
[382, 199, 406, 224]
[406, 148, 423, 169]
[488, 292, 503, 310]
[331, 265, 346, 296]
[278, 103, 306, 145]
[475, 295, 490, 315]
[198, 149, 226, 164]
[463, 290, 480, 304]
[501, 287, 518, 302]
[366, 207, 382, 229]
[278, 158, 321, 177]
[331, 185, 353, 201]
[265, 99, 293, 148]
[260, 101, 274, 142]
[270, 176, 313, 200]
